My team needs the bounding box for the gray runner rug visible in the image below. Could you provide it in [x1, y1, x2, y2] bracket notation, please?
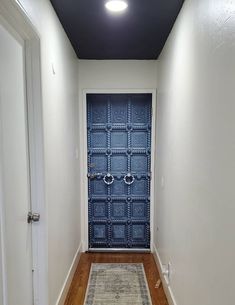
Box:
[84, 263, 152, 305]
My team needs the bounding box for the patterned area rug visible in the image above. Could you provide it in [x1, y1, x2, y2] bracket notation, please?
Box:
[84, 263, 152, 305]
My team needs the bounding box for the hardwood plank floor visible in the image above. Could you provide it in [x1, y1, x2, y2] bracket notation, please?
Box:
[64, 252, 168, 305]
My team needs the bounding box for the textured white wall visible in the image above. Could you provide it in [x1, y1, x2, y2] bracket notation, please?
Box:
[16, 1, 80, 305]
[155, 1, 235, 305]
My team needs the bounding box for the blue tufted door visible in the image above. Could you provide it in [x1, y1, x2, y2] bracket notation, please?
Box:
[87, 94, 152, 249]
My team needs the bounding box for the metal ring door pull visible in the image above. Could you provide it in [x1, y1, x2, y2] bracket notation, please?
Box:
[103, 173, 114, 185]
[124, 173, 135, 185]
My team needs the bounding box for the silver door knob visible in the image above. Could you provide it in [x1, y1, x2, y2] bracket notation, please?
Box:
[103, 173, 114, 185]
[27, 212, 40, 224]
[124, 173, 135, 185]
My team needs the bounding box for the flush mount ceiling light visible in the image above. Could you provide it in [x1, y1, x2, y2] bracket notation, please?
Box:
[105, 0, 128, 13]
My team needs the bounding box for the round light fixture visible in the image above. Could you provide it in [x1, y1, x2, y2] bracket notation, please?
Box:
[105, 0, 128, 13]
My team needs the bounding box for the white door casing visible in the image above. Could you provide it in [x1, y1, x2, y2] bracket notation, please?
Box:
[0, 1, 47, 305]
[0, 22, 33, 305]
[79, 89, 157, 252]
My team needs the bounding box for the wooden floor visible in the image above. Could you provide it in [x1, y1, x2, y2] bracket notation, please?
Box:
[64, 252, 168, 305]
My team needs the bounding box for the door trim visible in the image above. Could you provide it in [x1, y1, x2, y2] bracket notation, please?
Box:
[79, 89, 157, 252]
[0, 1, 48, 305]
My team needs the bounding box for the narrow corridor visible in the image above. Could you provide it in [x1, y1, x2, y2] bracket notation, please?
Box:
[1, 1, 235, 305]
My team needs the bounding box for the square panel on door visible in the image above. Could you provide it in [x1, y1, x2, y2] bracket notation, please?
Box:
[111, 154, 128, 172]
[90, 95, 107, 124]
[131, 155, 148, 173]
[92, 223, 107, 241]
[131, 131, 148, 148]
[90, 179, 107, 196]
[131, 96, 150, 125]
[131, 178, 149, 197]
[91, 131, 107, 149]
[111, 223, 128, 243]
[111, 131, 127, 149]
[111, 201, 128, 220]
[131, 200, 148, 220]
[110, 96, 128, 124]
[132, 224, 146, 240]
[111, 179, 128, 196]
[92, 200, 108, 220]
[90, 154, 107, 172]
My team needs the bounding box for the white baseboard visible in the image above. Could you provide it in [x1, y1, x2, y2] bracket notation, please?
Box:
[152, 243, 178, 305]
[55, 243, 82, 305]
[81, 240, 86, 252]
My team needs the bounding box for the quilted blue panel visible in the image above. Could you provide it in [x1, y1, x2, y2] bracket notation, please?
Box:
[111, 201, 127, 219]
[93, 224, 106, 239]
[112, 224, 127, 240]
[131, 155, 148, 172]
[87, 94, 151, 249]
[131, 131, 148, 148]
[91, 132, 107, 148]
[91, 180, 107, 196]
[91, 96, 107, 124]
[132, 201, 146, 219]
[90, 155, 107, 172]
[111, 100, 128, 123]
[93, 201, 107, 218]
[111, 155, 128, 172]
[111, 180, 128, 196]
[131, 99, 148, 124]
[131, 179, 148, 196]
[111, 131, 128, 148]
[132, 224, 145, 240]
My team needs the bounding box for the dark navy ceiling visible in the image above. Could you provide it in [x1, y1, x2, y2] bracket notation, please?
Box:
[50, 0, 184, 59]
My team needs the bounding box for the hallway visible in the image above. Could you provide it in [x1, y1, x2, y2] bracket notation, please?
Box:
[0, 0, 235, 305]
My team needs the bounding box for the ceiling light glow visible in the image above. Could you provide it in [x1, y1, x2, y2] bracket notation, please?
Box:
[105, 0, 128, 13]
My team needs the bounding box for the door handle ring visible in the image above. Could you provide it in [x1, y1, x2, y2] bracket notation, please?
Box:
[124, 173, 135, 185]
[103, 173, 114, 185]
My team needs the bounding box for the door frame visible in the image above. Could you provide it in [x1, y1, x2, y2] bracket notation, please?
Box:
[0, 1, 48, 305]
[80, 89, 157, 252]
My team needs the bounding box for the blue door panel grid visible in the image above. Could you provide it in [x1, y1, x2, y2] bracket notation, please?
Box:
[87, 94, 152, 249]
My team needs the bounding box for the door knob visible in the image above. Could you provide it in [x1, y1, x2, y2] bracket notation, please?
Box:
[103, 173, 114, 185]
[124, 173, 135, 185]
[27, 212, 40, 224]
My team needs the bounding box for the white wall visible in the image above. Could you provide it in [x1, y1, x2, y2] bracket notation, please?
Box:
[78, 59, 157, 248]
[15, 1, 80, 305]
[155, 1, 235, 305]
[78, 60, 157, 90]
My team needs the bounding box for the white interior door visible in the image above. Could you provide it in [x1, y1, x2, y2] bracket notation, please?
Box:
[0, 22, 33, 305]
